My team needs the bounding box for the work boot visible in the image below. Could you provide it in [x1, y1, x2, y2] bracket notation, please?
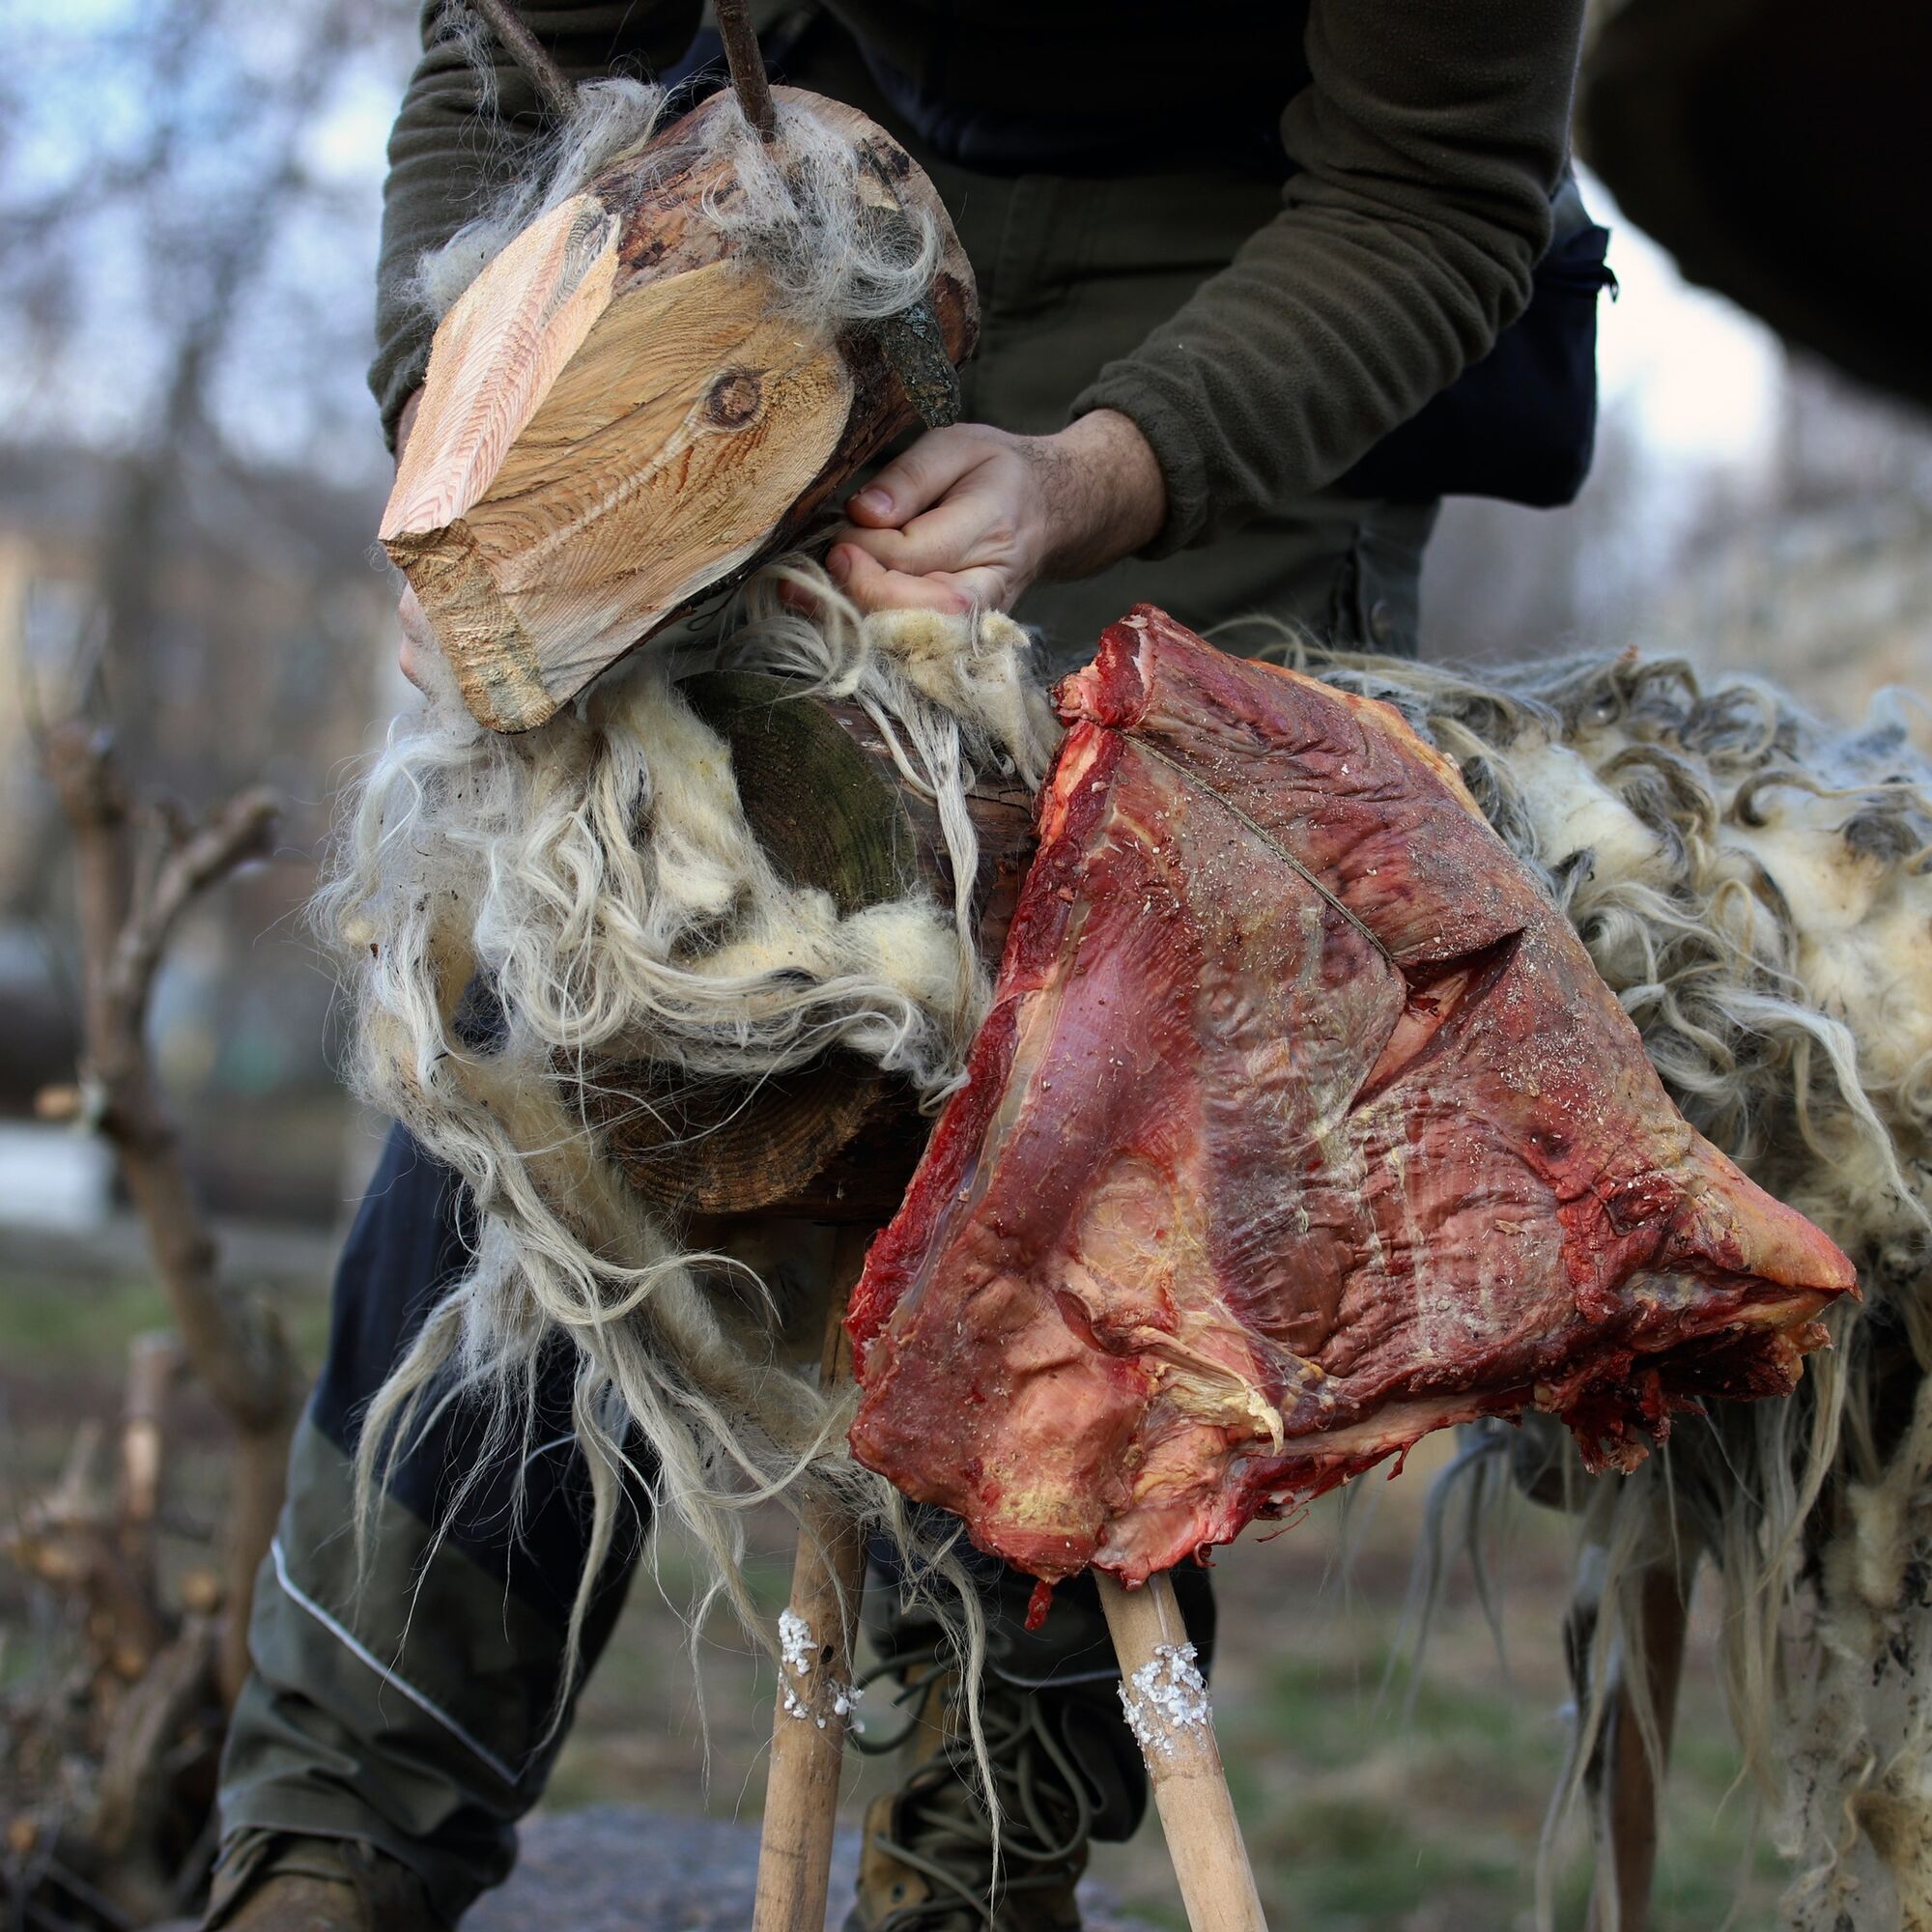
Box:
[844, 1641, 1094, 1930]
[848, 1545, 1214, 1929]
[201, 1833, 439, 1932]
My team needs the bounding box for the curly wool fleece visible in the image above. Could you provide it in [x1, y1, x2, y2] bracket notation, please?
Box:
[327, 582, 1930, 1919]
[319, 564, 1051, 1690]
[1297, 640, 1930, 1930]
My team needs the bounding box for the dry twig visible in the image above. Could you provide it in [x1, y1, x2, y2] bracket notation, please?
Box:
[715, 0, 778, 140]
[43, 721, 299, 1704]
[466, 0, 579, 121]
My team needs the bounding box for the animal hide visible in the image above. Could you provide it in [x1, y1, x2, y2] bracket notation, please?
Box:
[330, 571, 1931, 1919]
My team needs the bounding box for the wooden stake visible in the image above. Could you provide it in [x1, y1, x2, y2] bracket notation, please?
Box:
[752, 1226, 874, 1932]
[715, 0, 778, 141]
[1097, 1571, 1271, 1932]
[1584, 1546, 1694, 1932]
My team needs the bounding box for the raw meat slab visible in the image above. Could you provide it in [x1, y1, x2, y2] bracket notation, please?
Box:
[848, 609, 1855, 1585]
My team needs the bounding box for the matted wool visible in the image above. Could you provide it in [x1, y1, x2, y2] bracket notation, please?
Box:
[1261, 639, 1932, 1929]
[318, 563, 1049, 1753]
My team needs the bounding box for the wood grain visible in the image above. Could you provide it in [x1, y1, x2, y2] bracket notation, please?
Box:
[382, 88, 978, 733]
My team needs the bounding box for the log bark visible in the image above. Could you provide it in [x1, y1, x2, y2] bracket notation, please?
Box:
[382, 86, 977, 732]
[577, 672, 1036, 1222]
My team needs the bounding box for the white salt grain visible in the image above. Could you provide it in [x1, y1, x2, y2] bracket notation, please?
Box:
[776, 1607, 864, 1731]
[1118, 1641, 1211, 1757]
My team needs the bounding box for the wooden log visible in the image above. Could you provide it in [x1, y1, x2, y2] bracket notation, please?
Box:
[1097, 1572, 1271, 1932]
[573, 671, 1037, 1222]
[381, 86, 977, 733]
[752, 1228, 874, 1932]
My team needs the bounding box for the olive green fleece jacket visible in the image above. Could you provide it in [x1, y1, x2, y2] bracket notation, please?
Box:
[371, 0, 1584, 557]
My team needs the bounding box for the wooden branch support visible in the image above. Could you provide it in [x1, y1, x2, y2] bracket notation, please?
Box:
[752, 1225, 875, 1932]
[1582, 1542, 1695, 1932]
[715, 0, 778, 141]
[1097, 1571, 1271, 1932]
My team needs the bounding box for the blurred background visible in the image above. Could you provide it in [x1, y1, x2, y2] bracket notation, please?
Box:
[0, 3, 1925, 1928]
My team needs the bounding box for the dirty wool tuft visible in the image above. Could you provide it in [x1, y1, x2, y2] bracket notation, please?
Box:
[848, 609, 1857, 1584]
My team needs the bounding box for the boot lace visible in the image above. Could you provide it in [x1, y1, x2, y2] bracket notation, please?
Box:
[850, 1643, 1094, 1930]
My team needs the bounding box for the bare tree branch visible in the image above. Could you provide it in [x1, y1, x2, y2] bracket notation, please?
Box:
[106, 789, 278, 1044]
[467, 0, 579, 121]
[42, 720, 300, 1702]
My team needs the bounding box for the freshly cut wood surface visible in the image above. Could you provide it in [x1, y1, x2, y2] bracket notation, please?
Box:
[382, 88, 977, 733]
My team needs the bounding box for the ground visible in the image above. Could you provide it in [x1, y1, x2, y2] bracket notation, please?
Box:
[1, 1229, 1788, 1930]
[466, 1807, 1151, 1930]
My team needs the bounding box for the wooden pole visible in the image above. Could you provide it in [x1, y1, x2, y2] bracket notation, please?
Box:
[1097, 1571, 1271, 1932]
[752, 1226, 875, 1932]
[1583, 1547, 1694, 1932]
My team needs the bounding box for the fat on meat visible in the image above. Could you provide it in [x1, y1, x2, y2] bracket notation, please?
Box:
[847, 609, 1857, 1586]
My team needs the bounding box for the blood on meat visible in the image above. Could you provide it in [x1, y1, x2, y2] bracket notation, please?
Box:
[848, 609, 1856, 1586]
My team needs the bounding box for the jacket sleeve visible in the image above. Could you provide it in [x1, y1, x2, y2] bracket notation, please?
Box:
[371, 1, 702, 450]
[1070, 0, 1586, 554]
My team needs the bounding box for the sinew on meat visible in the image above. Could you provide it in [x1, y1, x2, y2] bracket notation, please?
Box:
[847, 609, 1857, 1586]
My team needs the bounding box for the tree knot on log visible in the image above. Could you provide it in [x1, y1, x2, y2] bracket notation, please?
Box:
[704, 368, 764, 429]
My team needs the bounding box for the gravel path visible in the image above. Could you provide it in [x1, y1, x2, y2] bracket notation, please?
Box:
[466, 1804, 1152, 1930]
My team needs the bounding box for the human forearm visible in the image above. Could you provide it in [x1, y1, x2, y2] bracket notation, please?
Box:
[371, 1, 701, 449]
[1072, 0, 1586, 554]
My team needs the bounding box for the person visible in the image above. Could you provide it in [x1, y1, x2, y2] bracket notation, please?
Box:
[208, 4, 1598, 1928]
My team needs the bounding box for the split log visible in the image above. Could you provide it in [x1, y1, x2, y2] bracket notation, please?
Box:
[382, 86, 978, 733]
[573, 671, 1037, 1223]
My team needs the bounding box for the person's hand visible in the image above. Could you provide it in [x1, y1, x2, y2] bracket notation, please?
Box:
[396, 581, 437, 694]
[828, 409, 1167, 615]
